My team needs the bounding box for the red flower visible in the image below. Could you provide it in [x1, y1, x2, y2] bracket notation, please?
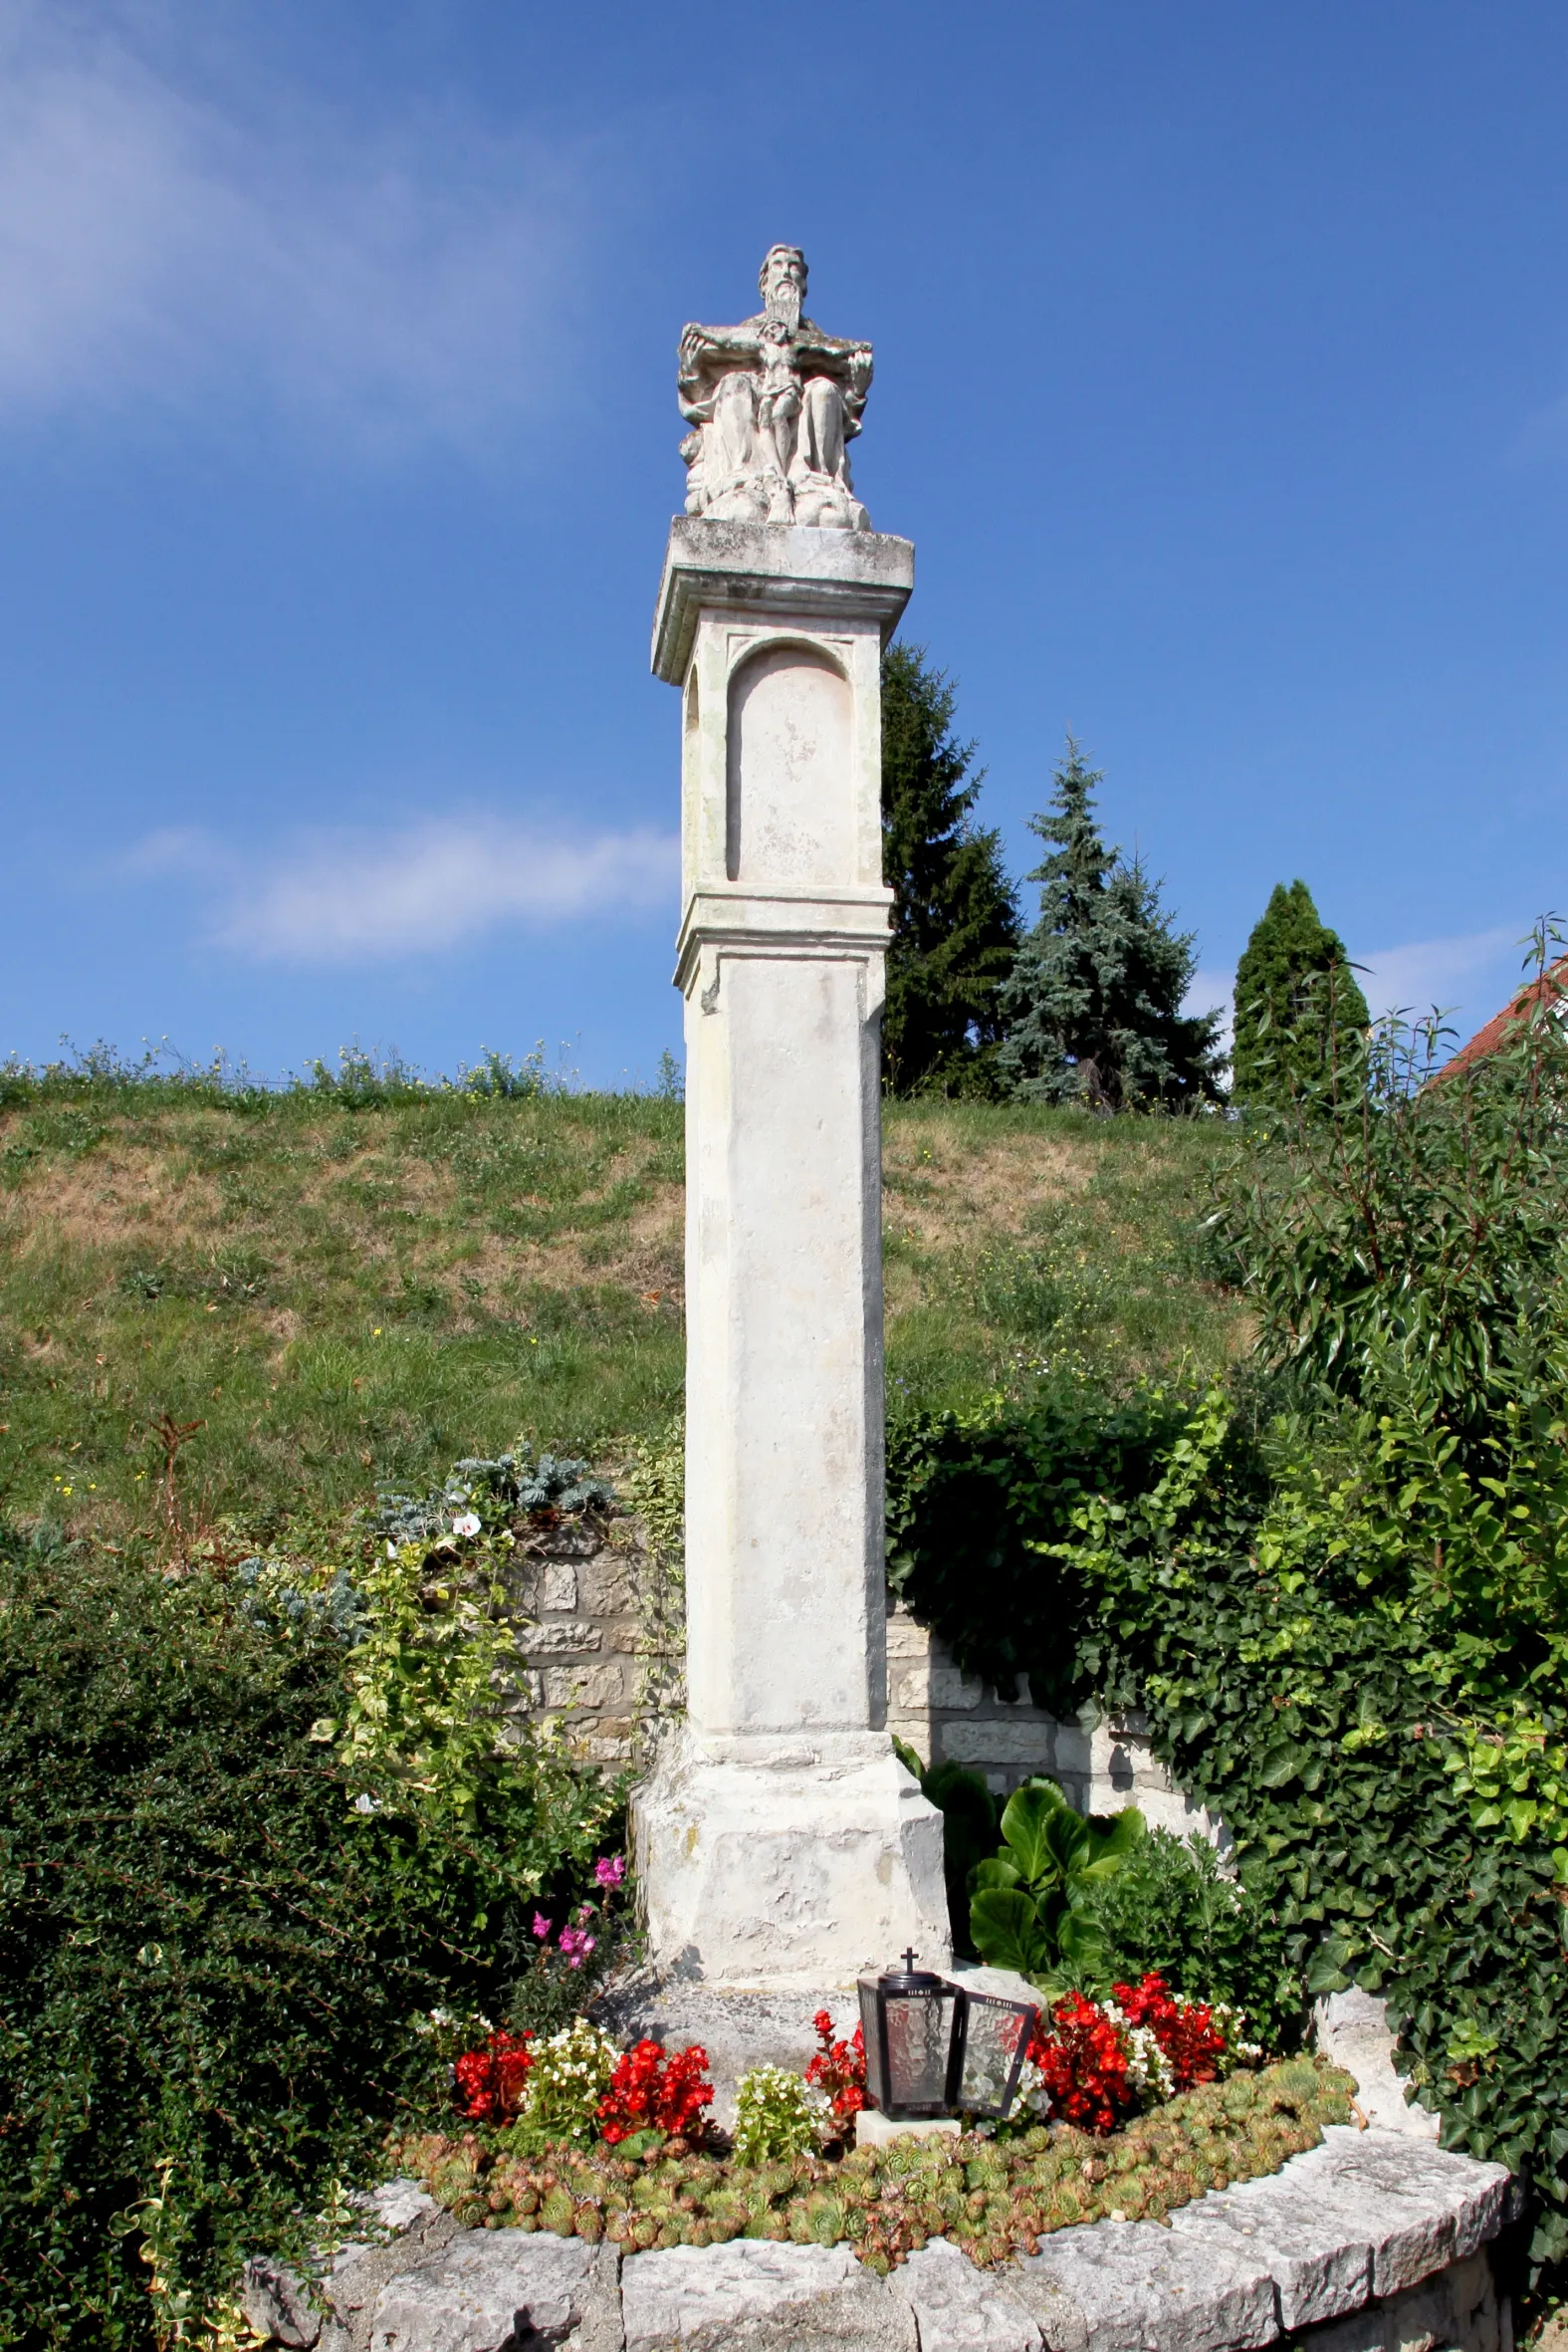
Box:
[596, 2039, 714, 2144]
[1027, 1993, 1135, 2135]
[1114, 1973, 1228, 2089]
[452, 2028, 535, 2123]
[805, 2011, 868, 2124]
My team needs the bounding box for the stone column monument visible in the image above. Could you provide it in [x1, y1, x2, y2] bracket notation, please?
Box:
[632, 247, 950, 1989]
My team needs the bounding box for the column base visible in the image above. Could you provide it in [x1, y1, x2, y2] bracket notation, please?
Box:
[630, 1726, 951, 1991]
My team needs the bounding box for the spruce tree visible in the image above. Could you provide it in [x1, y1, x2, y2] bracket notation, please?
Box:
[998, 739, 1223, 1108]
[1231, 880, 1369, 1104]
[880, 643, 1019, 1095]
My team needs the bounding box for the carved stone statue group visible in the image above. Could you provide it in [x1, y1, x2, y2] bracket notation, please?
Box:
[676, 246, 874, 531]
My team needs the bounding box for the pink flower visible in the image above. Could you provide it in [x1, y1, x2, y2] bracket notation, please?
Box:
[532, 1912, 552, 1941]
[593, 1854, 626, 1890]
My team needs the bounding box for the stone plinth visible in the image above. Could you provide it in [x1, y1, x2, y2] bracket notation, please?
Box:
[631, 519, 948, 1988]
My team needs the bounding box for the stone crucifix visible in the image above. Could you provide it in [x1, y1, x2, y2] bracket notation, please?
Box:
[632, 250, 949, 1990]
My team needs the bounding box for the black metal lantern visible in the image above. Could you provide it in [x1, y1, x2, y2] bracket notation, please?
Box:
[955, 1987, 1039, 2121]
[857, 1952, 963, 2119]
[859, 1957, 1040, 2123]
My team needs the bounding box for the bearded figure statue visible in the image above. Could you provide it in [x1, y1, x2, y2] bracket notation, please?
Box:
[675, 247, 874, 530]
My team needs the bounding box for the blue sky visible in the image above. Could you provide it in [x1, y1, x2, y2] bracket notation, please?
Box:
[2, 0, 1566, 1085]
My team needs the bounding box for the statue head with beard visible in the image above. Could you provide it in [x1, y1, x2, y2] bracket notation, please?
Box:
[758, 245, 806, 334]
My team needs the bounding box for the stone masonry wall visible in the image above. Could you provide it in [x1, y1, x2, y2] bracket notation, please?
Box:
[505, 1504, 1216, 1836]
[500, 1506, 683, 1770]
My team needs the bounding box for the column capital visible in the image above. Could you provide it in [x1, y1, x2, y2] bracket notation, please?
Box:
[651, 517, 914, 685]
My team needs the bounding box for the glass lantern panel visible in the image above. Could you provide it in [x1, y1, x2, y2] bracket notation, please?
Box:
[857, 1980, 887, 2111]
[884, 1989, 960, 2110]
[959, 1996, 1034, 2116]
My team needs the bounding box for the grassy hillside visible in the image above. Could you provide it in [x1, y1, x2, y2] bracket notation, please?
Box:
[0, 1082, 1249, 1541]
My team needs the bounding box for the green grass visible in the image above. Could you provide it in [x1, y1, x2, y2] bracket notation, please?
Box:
[0, 1082, 1248, 1541]
[882, 1100, 1249, 1415]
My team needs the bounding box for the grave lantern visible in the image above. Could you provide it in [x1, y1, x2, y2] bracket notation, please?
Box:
[955, 1987, 1039, 2121]
[858, 1953, 963, 2119]
[859, 1958, 1040, 2123]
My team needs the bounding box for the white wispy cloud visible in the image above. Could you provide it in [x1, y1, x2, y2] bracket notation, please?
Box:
[124, 816, 679, 964]
[1183, 925, 1536, 1058]
[1355, 924, 1526, 1021]
[0, 3, 586, 449]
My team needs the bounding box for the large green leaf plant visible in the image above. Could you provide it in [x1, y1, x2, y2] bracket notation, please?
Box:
[969, 1777, 1145, 1992]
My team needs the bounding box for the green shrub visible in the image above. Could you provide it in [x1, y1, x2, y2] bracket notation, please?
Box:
[0, 1516, 618, 2348]
[1078, 1827, 1297, 2049]
[968, 1779, 1143, 1992]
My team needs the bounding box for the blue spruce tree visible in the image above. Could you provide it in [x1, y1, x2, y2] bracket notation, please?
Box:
[998, 740, 1224, 1108]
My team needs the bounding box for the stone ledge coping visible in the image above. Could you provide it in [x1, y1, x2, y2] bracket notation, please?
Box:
[245, 2126, 1510, 2352]
[652, 518, 915, 681]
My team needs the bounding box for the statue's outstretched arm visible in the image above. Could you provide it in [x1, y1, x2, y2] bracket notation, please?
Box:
[678, 319, 763, 368]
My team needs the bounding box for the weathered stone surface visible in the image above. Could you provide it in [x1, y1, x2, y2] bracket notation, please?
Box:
[242, 2255, 322, 2349]
[1314, 1994, 1441, 2142]
[1296, 2251, 1501, 2352]
[367, 2183, 442, 2235]
[366, 2234, 617, 2352]
[1290, 2131, 1508, 2294]
[889, 2236, 1041, 2351]
[621, 2241, 912, 2352]
[1011, 2219, 1278, 2352]
[541, 1564, 579, 1611]
[1169, 2171, 1376, 2328]
[523, 1622, 603, 1657]
[590, 1976, 847, 2130]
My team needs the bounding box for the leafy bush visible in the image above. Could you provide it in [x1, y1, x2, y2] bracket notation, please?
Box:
[968, 1779, 1144, 1991]
[884, 961, 1568, 2285]
[886, 1382, 1195, 1713]
[1078, 1828, 1297, 2051]
[0, 1516, 620, 2348]
[1214, 935, 1568, 1462]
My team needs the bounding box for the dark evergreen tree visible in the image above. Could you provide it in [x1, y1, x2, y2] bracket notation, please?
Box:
[998, 739, 1224, 1108]
[880, 643, 1019, 1095]
[1231, 880, 1369, 1104]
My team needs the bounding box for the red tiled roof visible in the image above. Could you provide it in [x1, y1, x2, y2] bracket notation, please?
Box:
[1438, 953, 1568, 1081]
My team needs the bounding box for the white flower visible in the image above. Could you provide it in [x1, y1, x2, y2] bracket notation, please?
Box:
[351, 1791, 380, 1814]
[452, 1512, 482, 1538]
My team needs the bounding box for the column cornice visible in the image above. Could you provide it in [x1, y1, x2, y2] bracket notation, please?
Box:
[652, 518, 914, 685]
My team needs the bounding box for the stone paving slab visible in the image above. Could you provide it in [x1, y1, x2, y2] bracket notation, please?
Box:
[620, 2239, 915, 2352]
[888, 2236, 1042, 2351]
[1296, 2249, 1502, 2352]
[1286, 2131, 1509, 2296]
[1010, 2218, 1278, 2352]
[365, 2233, 620, 2352]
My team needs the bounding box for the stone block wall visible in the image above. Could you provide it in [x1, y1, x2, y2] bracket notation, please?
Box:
[500, 1507, 683, 1769]
[503, 1506, 1216, 1840]
[884, 1601, 1223, 1836]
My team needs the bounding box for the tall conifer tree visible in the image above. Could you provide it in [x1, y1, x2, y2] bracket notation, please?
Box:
[1231, 880, 1369, 1104]
[998, 739, 1223, 1108]
[880, 643, 1019, 1095]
